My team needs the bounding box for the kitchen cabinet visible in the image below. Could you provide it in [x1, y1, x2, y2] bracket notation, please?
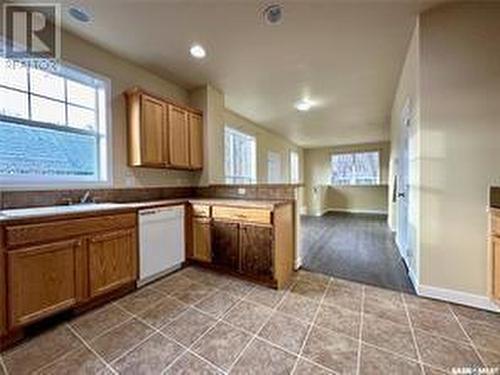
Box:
[188, 112, 203, 169]
[489, 210, 500, 302]
[88, 229, 137, 298]
[7, 239, 83, 328]
[240, 224, 273, 278]
[212, 220, 240, 269]
[192, 217, 212, 263]
[125, 87, 203, 171]
[168, 105, 190, 169]
[189, 202, 294, 288]
[493, 237, 500, 300]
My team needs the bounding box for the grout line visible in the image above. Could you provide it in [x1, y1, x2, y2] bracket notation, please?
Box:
[355, 285, 366, 375]
[66, 323, 118, 375]
[0, 354, 8, 375]
[447, 304, 487, 366]
[290, 276, 331, 375]
[402, 289, 426, 374]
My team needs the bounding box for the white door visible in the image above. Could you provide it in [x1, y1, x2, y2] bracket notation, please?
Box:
[397, 99, 411, 266]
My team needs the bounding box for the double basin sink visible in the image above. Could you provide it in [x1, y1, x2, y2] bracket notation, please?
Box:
[0, 203, 125, 219]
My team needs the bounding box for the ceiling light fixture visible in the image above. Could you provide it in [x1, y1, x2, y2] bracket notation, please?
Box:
[295, 99, 313, 112]
[68, 6, 93, 23]
[263, 4, 283, 25]
[190, 44, 206, 59]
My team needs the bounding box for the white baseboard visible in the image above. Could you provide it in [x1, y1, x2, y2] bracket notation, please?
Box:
[324, 208, 388, 215]
[418, 284, 500, 312]
[295, 256, 302, 270]
[300, 206, 308, 215]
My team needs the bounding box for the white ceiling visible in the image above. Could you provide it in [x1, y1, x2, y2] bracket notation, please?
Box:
[50, 0, 438, 147]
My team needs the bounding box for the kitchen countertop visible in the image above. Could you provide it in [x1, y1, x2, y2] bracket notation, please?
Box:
[0, 198, 290, 224]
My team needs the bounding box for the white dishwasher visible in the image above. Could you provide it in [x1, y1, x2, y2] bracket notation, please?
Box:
[137, 205, 185, 287]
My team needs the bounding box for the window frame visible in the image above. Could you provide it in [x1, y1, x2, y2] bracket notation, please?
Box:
[224, 126, 257, 185]
[267, 151, 282, 184]
[330, 150, 381, 186]
[289, 150, 300, 184]
[0, 60, 113, 190]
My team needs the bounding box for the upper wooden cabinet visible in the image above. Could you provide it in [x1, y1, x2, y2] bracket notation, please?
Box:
[125, 87, 203, 170]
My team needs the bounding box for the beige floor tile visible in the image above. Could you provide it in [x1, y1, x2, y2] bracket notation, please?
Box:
[277, 293, 319, 323]
[170, 282, 217, 305]
[194, 291, 239, 318]
[165, 352, 223, 374]
[409, 308, 468, 342]
[423, 366, 450, 374]
[38, 346, 111, 375]
[450, 304, 500, 330]
[89, 318, 155, 362]
[301, 326, 358, 374]
[403, 294, 450, 314]
[3, 325, 83, 375]
[460, 318, 500, 353]
[244, 285, 287, 308]
[70, 304, 131, 341]
[293, 358, 334, 374]
[315, 303, 361, 339]
[223, 300, 273, 333]
[116, 287, 165, 315]
[362, 313, 417, 360]
[478, 348, 500, 369]
[191, 321, 252, 370]
[162, 308, 217, 347]
[364, 285, 404, 308]
[363, 296, 409, 326]
[230, 338, 297, 374]
[322, 282, 362, 312]
[295, 270, 331, 286]
[152, 273, 193, 295]
[290, 280, 327, 301]
[415, 330, 483, 371]
[258, 312, 309, 354]
[111, 333, 184, 374]
[359, 344, 422, 375]
[223, 278, 255, 297]
[139, 296, 188, 328]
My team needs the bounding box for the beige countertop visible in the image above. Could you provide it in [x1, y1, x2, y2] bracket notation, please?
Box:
[0, 198, 290, 224]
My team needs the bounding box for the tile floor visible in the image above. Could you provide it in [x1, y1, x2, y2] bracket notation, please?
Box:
[1, 266, 499, 375]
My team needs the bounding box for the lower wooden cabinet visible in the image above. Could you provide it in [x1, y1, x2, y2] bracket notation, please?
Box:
[493, 236, 500, 300]
[88, 229, 137, 298]
[240, 224, 273, 278]
[212, 220, 240, 269]
[192, 217, 212, 262]
[7, 239, 83, 328]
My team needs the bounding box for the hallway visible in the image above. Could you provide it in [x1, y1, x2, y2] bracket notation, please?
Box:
[301, 212, 415, 293]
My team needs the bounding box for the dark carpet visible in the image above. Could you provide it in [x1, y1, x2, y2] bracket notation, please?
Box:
[300, 212, 415, 294]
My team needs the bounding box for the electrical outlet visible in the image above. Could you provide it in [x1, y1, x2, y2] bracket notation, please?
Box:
[237, 188, 246, 196]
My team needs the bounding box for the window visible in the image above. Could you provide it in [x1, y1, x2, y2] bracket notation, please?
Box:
[290, 150, 299, 183]
[0, 59, 110, 186]
[331, 151, 380, 186]
[267, 151, 282, 183]
[224, 126, 256, 184]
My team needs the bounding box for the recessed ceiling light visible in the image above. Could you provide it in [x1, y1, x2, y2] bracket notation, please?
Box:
[68, 6, 93, 23]
[190, 44, 206, 59]
[295, 99, 313, 112]
[263, 4, 283, 25]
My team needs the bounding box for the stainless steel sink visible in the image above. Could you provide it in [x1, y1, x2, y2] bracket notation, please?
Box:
[0, 203, 124, 218]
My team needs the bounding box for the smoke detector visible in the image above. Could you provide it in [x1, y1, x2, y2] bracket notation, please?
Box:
[263, 4, 283, 25]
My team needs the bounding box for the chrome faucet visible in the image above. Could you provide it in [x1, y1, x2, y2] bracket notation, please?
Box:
[80, 190, 92, 204]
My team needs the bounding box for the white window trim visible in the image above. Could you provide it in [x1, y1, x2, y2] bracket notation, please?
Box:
[224, 126, 257, 184]
[330, 150, 381, 187]
[267, 151, 282, 184]
[0, 60, 113, 190]
[289, 150, 300, 184]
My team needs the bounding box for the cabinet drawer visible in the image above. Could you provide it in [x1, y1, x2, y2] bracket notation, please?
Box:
[192, 204, 210, 217]
[5, 213, 136, 248]
[491, 213, 500, 236]
[212, 206, 271, 224]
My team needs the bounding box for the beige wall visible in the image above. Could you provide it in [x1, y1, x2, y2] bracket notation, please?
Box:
[417, 2, 500, 296]
[304, 142, 390, 215]
[190, 85, 303, 186]
[62, 31, 200, 188]
[388, 21, 420, 278]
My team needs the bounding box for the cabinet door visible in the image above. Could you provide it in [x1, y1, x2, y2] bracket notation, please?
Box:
[189, 112, 203, 170]
[494, 237, 500, 300]
[7, 239, 82, 328]
[140, 94, 167, 166]
[240, 224, 273, 278]
[212, 221, 239, 270]
[168, 105, 190, 168]
[88, 229, 137, 298]
[192, 217, 211, 262]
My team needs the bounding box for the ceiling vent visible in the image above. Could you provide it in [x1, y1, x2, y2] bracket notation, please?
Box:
[263, 4, 283, 25]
